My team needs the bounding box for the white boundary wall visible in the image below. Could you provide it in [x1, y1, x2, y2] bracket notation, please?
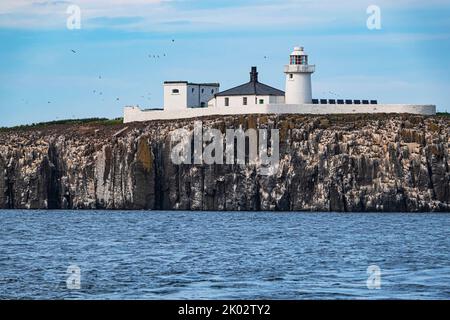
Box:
[124, 104, 436, 123]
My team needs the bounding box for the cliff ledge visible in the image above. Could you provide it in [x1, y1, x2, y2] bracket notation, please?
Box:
[1, 114, 449, 212]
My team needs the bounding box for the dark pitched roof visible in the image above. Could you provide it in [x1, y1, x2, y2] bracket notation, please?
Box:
[215, 67, 284, 97]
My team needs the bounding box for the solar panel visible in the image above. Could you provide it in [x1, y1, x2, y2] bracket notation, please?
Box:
[370, 100, 378, 104]
[337, 99, 344, 104]
[328, 99, 336, 104]
[312, 99, 319, 104]
[320, 99, 328, 104]
[345, 100, 353, 104]
[354, 100, 361, 105]
[362, 100, 369, 104]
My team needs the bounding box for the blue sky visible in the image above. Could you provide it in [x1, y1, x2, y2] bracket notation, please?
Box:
[0, 0, 449, 126]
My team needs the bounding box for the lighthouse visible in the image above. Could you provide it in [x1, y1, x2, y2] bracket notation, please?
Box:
[284, 46, 315, 104]
[124, 44, 436, 123]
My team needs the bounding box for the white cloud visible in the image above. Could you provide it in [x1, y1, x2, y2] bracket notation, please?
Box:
[0, 0, 449, 31]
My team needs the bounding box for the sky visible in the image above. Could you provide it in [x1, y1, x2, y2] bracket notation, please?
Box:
[0, 0, 449, 127]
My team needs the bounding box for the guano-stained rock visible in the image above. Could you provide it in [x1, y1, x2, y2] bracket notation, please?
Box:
[0, 114, 449, 212]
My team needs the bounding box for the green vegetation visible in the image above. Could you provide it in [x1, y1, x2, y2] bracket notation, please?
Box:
[437, 112, 450, 118]
[0, 117, 124, 132]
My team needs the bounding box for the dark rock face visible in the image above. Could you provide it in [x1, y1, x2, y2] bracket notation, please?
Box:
[0, 114, 449, 212]
[0, 156, 7, 208]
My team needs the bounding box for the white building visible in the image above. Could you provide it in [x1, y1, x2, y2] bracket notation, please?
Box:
[284, 46, 315, 104]
[208, 67, 285, 108]
[123, 46, 435, 123]
[163, 81, 219, 111]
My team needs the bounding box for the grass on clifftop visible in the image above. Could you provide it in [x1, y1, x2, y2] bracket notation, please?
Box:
[1, 113, 448, 133]
[0, 118, 124, 132]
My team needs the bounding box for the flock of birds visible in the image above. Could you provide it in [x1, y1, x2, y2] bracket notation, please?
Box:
[58, 38, 274, 108]
[66, 41, 180, 103]
[25, 39, 178, 109]
[69, 50, 170, 103]
[24, 40, 343, 115]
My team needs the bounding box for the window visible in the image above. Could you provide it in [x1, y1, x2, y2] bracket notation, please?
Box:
[259, 99, 264, 104]
[301, 56, 307, 65]
[290, 55, 308, 65]
[192, 88, 195, 93]
[211, 89, 215, 94]
[225, 97, 229, 106]
[172, 89, 179, 94]
[201, 89, 204, 94]
[289, 74, 293, 79]
[243, 97, 247, 105]
[201, 102, 206, 108]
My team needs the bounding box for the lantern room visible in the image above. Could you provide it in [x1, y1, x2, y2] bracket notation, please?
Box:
[289, 47, 308, 65]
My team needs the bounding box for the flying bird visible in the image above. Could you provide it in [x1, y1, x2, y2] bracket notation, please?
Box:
[329, 91, 341, 97]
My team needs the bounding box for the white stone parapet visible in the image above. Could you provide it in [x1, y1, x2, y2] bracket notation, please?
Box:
[284, 65, 315, 73]
[124, 104, 436, 123]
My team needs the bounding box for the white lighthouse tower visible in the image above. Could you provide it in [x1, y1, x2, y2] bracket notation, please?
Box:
[284, 46, 315, 104]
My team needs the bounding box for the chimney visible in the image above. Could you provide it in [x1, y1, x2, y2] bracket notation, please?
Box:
[250, 66, 258, 82]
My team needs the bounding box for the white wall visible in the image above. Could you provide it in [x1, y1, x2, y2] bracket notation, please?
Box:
[211, 95, 284, 108]
[187, 84, 219, 108]
[124, 104, 436, 123]
[285, 72, 312, 104]
[164, 83, 219, 110]
[164, 83, 188, 111]
[269, 96, 285, 104]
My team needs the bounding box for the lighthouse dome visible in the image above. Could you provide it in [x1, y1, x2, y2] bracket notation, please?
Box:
[290, 46, 307, 56]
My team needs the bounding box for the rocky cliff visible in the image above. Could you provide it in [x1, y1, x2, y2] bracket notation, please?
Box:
[0, 114, 449, 212]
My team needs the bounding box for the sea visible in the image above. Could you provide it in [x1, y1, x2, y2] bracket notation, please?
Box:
[0, 210, 449, 300]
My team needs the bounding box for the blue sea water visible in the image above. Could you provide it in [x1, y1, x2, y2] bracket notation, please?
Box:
[0, 210, 449, 300]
